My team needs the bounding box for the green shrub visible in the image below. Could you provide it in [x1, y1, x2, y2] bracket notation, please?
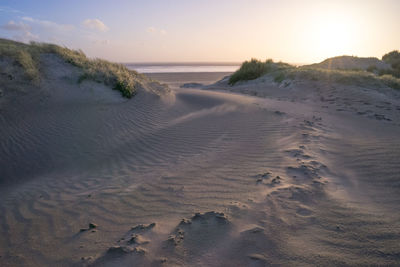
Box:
[382, 50, 400, 78]
[382, 50, 400, 65]
[366, 65, 377, 73]
[229, 58, 292, 85]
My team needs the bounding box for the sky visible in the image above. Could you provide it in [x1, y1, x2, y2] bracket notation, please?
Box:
[0, 0, 399, 63]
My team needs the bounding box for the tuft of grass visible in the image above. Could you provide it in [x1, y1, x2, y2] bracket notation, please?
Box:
[0, 39, 39, 81]
[380, 74, 400, 90]
[14, 49, 39, 81]
[228, 59, 292, 85]
[31, 42, 140, 97]
[0, 38, 143, 98]
[273, 72, 286, 83]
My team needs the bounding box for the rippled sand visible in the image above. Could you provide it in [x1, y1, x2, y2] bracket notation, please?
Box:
[1, 72, 400, 266]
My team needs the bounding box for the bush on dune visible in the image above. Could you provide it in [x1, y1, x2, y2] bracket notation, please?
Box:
[228, 58, 292, 85]
[381, 50, 400, 78]
[382, 50, 400, 68]
[0, 38, 141, 98]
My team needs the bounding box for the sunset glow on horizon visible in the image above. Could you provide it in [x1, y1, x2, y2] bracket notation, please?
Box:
[0, 0, 399, 63]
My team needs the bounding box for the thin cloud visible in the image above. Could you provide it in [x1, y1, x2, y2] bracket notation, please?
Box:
[22, 16, 74, 32]
[13, 31, 39, 43]
[82, 19, 109, 32]
[93, 39, 111, 45]
[147, 26, 167, 35]
[1, 20, 31, 32]
[0, 6, 22, 14]
[147, 26, 156, 33]
[1, 20, 37, 43]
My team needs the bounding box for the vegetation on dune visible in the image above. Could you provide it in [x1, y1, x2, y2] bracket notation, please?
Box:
[382, 50, 400, 68]
[381, 50, 400, 78]
[228, 58, 292, 85]
[0, 39, 39, 81]
[0, 38, 142, 98]
[379, 74, 400, 90]
[284, 67, 400, 89]
[229, 55, 400, 90]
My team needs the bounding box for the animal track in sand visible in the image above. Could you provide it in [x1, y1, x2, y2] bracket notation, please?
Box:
[284, 148, 312, 159]
[253, 171, 271, 183]
[287, 163, 323, 181]
[371, 114, 392, 121]
[165, 211, 231, 249]
[253, 171, 283, 186]
[270, 185, 323, 205]
[98, 222, 156, 258]
[131, 223, 156, 232]
[79, 222, 98, 233]
[296, 207, 313, 216]
[248, 253, 268, 263]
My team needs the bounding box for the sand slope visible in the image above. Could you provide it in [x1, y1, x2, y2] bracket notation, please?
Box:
[1, 71, 400, 266]
[306, 55, 391, 71]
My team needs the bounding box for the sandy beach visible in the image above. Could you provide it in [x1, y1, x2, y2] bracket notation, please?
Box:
[1, 0, 400, 265]
[1, 60, 400, 266]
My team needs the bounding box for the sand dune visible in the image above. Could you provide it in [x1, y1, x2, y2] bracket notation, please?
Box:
[306, 55, 391, 71]
[1, 68, 400, 266]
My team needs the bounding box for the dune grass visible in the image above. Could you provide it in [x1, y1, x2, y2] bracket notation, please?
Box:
[0, 38, 141, 98]
[229, 56, 400, 90]
[228, 58, 292, 85]
[379, 74, 400, 89]
[0, 39, 39, 81]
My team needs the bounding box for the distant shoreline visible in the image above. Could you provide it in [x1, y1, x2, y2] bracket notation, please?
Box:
[124, 62, 308, 74]
[125, 63, 240, 73]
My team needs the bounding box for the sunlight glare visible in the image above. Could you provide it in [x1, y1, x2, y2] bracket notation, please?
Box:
[304, 10, 359, 61]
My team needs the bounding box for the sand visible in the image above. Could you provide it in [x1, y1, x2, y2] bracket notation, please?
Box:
[1, 66, 400, 266]
[306, 55, 391, 71]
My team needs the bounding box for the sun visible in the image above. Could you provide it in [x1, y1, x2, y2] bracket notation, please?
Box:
[304, 13, 357, 61]
[316, 19, 352, 56]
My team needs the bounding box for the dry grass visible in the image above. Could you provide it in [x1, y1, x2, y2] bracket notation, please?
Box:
[0, 39, 39, 81]
[284, 67, 400, 89]
[0, 38, 144, 98]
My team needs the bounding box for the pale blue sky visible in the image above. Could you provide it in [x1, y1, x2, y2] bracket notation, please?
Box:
[0, 0, 399, 63]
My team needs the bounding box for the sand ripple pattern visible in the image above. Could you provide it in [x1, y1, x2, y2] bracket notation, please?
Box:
[0, 89, 291, 265]
[1, 87, 400, 266]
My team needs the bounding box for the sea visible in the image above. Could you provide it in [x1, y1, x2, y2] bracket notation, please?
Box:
[125, 62, 240, 73]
